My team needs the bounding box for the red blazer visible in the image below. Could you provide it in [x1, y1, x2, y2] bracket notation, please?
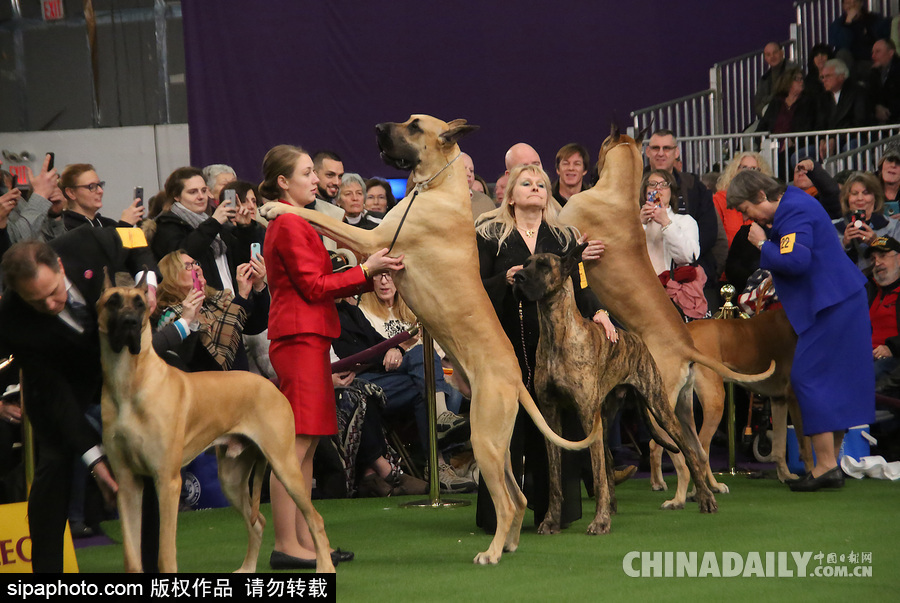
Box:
[265, 204, 370, 340]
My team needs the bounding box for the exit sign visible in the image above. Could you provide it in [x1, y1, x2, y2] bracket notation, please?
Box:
[42, 0, 65, 21]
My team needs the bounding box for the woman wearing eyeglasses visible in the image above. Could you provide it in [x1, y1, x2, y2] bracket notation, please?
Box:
[639, 169, 706, 319]
[58, 164, 144, 231]
[153, 249, 268, 373]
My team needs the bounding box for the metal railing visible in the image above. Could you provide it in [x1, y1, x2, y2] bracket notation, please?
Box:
[712, 39, 796, 135]
[641, 125, 899, 181]
[794, 1, 897, 68]
[631, 0, 898, 139]
[630, 89, 716, 139]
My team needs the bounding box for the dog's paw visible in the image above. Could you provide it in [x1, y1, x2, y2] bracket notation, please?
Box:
[537, 520, 561, 535]
[259, 202, 289, 220]
[650, 482, 668, 492]
[696, 493, 719, 514]
[713, 482, 730, 494]
[586, 518, 611, 535]
[660, 498, 685, 510]
[473, 551, 500, 565]
[777, 469, 799, 483]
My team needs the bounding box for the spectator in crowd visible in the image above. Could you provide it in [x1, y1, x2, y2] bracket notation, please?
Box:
[504, 143, 542, 174]
[868, 39, 900, 125]
[312, 150, 344, 204]
[332, 278, 473, 493]
[817, 58, 869, 159]
[754, 41, 798, 119]
[792, 158, 842, 219]
[835, 171, 900, 274]
[257, 144, 401, 570]
[877, 142, 900, 206]
[1, 155, 65, 246]
[336, 173, 379, 230]
[866, 236, 900, 381]
[727, 169, 874, 491]
[474, 164, 613, 533]
[363, 177, 396, 218]
[645, 129, 726, 310]
[804, 43, 835, 101]
[202, 164, 236, 211]
[640, 169, 706, 319]
[461, 153, 496, 219]
[758, 65, 818, 176]
[154, 250, 268, 373]
[472, 174, 490, 196]
[714, 152, 774, 246]
[552, 143, 590, 206]
[829, 0, 888, 80]
[57, 164, 143, 232]
[493, 173, 508, 208]
[219, 180, 267, 272]
[152, 167, 240, 292]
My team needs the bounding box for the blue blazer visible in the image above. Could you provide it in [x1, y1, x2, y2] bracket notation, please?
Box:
[760, 186, 866, 334]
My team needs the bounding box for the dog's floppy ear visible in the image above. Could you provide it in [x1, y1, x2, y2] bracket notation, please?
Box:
[561, 241, 589, 274]
[439, 119, 480, 147]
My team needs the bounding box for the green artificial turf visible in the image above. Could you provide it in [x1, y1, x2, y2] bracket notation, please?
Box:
[76, 476, 898, 601]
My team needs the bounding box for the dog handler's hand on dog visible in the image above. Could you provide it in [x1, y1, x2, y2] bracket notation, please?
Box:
[577, 234, 605, 262]
[363, 248, 404, 276]
[593, 310, 618, 343]
[506, 265, 523, 285]
[91, 459, 119, 507]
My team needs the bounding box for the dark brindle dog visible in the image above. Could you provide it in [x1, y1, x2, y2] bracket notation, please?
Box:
[97, 276, 334, 573]
[513, 246, 692, 535]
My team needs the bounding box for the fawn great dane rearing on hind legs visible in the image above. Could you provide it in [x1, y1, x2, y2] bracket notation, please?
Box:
[557, 126, 774, 511]
[260, 115, 602, 565]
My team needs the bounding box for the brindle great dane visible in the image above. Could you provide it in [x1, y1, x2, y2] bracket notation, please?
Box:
[513, 245, 688, 536]
[557, 127, 774, 511]
[97, 277, 334, 573]
[260, 115, 603, 565]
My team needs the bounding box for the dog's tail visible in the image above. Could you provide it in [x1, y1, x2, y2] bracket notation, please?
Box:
[639, 403, 681, 454]
[690, 349, 776, 383]
[517, 383, 602, 450]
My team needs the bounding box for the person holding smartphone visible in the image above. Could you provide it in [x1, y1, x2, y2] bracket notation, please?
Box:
[57, 163, 144, 232]
[153, 250, 267, 372]
[834, 171, 900, 274]
[152, 167, 239, 292]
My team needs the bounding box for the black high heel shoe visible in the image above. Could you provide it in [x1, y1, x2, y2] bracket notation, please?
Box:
[788, 466, 845, 492]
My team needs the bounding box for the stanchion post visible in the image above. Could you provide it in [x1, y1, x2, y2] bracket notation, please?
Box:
[712, 285, 750, 476]
[401, 328, 469, 509]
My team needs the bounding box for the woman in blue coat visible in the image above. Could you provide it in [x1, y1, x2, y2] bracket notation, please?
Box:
[726, 170, 875, 491]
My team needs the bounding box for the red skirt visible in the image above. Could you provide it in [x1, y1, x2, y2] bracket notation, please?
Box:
[269, 333, 337, 436]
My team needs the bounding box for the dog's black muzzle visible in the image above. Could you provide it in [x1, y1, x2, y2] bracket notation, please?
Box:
[375, 122, 420, 172]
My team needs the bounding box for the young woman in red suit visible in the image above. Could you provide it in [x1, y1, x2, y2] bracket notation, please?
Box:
[259, 144, 403, 569]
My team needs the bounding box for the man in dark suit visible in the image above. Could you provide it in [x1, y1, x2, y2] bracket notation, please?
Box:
[0, 226, 156, 572]
[868, 39, 900, 125]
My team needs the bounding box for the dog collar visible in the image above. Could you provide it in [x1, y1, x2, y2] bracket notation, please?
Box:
[413, 152, 463, 193]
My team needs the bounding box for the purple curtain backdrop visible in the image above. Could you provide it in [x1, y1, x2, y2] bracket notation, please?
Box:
[182, 1, 793, 186]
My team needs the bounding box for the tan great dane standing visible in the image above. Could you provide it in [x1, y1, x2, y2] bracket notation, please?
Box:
[97, 279, 335, 573]
[557, 127, 774, 511]
[260, 115, 602, 565]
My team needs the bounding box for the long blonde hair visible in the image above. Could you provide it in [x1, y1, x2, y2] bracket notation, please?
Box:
[716, 152, 774, 192]
[475, 164, 575, 252]
[358, 279, 417, 325]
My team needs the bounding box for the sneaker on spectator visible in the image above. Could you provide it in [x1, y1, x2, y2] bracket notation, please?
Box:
[434, 462, 477, 493]
[436, 411, 470, 444]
